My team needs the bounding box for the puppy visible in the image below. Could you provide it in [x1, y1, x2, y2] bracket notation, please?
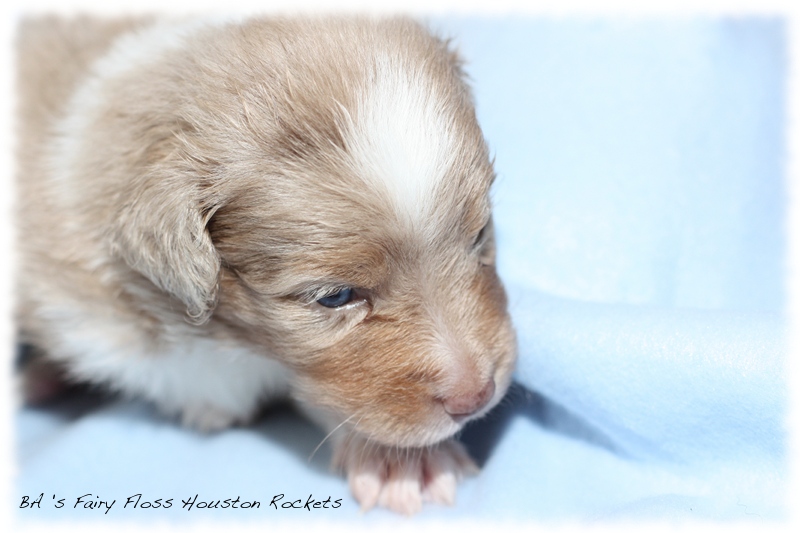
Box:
[15, 15, 517, 515]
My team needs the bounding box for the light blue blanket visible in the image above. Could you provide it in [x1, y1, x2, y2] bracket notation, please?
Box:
[15, 16, 787, 524]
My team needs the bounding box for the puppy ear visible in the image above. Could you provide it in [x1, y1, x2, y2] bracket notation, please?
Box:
[109, 159, 221, 325]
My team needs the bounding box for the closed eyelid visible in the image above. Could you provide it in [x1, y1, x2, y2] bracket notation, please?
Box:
[296, 285, 349, 303]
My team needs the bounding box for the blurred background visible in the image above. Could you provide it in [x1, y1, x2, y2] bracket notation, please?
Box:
[431, 17, 786, 312]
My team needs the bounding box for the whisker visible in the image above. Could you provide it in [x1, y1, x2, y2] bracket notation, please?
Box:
[308, 413, 357, 463]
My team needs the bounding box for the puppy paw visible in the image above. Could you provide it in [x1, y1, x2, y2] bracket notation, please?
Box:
[178, 404, 249, 433]
[18, 354, 71, 405]
[333, 436, 478, 515]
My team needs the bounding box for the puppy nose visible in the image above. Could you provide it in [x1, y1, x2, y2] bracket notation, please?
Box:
[442, 378, 495, 422]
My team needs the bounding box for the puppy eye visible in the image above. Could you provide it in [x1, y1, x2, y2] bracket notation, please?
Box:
[316, 288, 354, 308]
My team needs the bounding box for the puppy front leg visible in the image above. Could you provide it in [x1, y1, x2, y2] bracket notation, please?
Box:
[30, 307, 293, 434]
[332, 432, 479, 515]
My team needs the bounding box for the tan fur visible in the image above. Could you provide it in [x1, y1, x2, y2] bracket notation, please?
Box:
[15, 15, 517, 513]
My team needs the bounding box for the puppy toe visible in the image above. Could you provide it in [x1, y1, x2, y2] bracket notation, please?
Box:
[379, 467, 423, 516]
[422, 441, 478, 505]
[335, 435, 477, 515]
[422, 465, 457, 505]
[179, 404, 244, 432]
[347, 454, 383, 512]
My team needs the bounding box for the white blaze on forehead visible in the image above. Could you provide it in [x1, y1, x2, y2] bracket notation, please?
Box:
[343, 55, 457, 225]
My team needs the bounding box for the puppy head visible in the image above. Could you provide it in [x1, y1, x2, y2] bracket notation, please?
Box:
[110, 18, 517, 447]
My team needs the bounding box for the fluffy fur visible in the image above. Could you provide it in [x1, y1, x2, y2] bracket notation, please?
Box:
[15, 15, 517, 514]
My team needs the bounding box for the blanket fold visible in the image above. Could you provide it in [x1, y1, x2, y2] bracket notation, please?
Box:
[509, 285, 786, 464]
